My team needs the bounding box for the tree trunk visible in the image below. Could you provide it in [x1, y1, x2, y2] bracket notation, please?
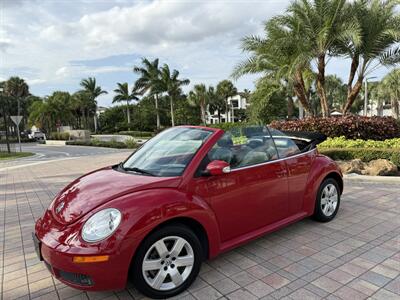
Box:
[287, 96, 294, 119]
[200, 104, 206, 125]
[155, 94, 160, 129]
[343, 76, 364, 114]
[316, 54, 329, 117]
[218, 110, 221, 123]
[293, 70, 313, 116]
[126, 100, 131, 124]
[346, 55, 359, 98]
[392, 97, 399, 119]
[2, 109, 11, 153]
[170, 96, 175, 127]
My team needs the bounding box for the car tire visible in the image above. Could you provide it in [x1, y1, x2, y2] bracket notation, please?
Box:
[131, 224, 204, 299]
[313, 178, 340, 222]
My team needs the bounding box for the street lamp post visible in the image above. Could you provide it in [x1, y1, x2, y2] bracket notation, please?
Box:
[364, 76, 377, 116]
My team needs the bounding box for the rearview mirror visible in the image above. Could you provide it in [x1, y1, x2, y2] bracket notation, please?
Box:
[204, 160, 231, 176]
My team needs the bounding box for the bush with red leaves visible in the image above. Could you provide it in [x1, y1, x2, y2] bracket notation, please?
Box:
[269, 116, 400, 140]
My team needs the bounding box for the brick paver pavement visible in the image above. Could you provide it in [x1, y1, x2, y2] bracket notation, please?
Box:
[0, 152, 399, 300]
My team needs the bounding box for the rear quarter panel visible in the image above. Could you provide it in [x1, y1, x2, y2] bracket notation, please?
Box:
[302, 154, 343, 215]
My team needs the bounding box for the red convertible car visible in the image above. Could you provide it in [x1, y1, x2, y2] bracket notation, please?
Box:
[34, 125, 342, 298]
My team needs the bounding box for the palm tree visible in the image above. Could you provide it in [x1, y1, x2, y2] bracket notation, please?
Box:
[381, 69, 400, 119]
[188, 84, 209, 125]
[207, 86, 225, 123]
[159, 64, 190, 126]
[133, 58, 162, 130]
[216, 80, 237, 122]
[341, 0, 400, 114]
[288, 0, 360, 116]
[4, 76, 30, 150]
[80, 77, 107, 132]
[232, 16, 314, 116]
[4, 76, 30, 122]
[113, 83, 140, 125]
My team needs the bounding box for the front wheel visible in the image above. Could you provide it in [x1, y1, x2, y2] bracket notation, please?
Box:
[131, 225, 203, 299]
[313, 178, 340, 222]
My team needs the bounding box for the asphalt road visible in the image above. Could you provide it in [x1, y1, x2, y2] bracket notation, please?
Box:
[0, 143, 133, 170]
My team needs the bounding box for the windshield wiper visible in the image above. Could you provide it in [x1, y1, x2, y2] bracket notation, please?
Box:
[123, 166, 156, 176]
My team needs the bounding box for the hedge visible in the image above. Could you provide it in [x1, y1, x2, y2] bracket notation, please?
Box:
[50, 132, 70, 140]
[270, 116, 400, 140]
[119, 131, 154, 138]
[320, 136, 400, 149]
[66, 139, 137, 149]
[319, 148, 400, 167]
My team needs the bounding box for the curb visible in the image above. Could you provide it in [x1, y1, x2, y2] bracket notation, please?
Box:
[344, 174, 400, 183]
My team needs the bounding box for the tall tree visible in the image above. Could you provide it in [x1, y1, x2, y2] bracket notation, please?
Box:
[287, 0, 358, 117]
[325, 75, 347, 111]
[113, 82, 140, 125]
[232, 16, 314, 116]
[216, 80, 237, 122]
[188, 84, 209, 125]
[341, 0, 400, 114]
[4, 76, 30, 127]
[159, 64, 190, 126]
[381, 68, 400, 119]
[207, 86, 225, 123]
[80, 77, 107, 132]
[248, 77, 288, 123]
[133, 58, 162, 129]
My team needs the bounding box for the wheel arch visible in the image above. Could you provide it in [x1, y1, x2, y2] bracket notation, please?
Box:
[142, 216, 210, 260]
[323, 171, 343, 195]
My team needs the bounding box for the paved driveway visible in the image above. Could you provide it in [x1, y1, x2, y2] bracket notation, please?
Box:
[0, 153, 399, 300]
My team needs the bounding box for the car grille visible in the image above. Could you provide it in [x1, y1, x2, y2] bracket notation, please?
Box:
[58, 269, 94, 286]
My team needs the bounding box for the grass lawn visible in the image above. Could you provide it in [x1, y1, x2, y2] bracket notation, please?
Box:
[0, 152, 34, 160]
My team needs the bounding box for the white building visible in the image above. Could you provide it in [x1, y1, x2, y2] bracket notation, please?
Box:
[206, 93, 249, 124]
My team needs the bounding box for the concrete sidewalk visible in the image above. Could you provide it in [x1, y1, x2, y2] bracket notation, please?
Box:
[0, 153, 399, 300]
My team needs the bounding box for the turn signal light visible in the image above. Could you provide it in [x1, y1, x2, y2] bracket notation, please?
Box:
[73, 255, 109, 263]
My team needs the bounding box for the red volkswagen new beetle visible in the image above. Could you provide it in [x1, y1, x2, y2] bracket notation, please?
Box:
[34, 125, 343, 298]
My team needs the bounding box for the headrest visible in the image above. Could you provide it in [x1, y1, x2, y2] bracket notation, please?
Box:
[247, 139, 263, 149]
[217, 135, 233, 147]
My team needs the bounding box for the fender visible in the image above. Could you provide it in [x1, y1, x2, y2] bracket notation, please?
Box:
[303, 154, 343, 215]
[105, 188, 221, 261]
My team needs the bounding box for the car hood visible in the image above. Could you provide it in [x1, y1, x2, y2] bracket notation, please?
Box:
[51, 166, 181, 225]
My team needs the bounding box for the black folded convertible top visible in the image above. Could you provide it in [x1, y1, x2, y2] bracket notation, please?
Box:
[281, 131, 327, 144]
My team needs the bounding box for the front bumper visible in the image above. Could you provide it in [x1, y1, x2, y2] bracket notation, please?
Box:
[34, 213, 135, 291]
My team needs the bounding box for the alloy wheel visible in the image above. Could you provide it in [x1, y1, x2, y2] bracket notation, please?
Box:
[320, 183, 338, 217]
[142, 236, 194, 291]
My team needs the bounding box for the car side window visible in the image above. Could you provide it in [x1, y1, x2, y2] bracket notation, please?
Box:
[206, 126, 279, 169]
[268, 128, 301, 158]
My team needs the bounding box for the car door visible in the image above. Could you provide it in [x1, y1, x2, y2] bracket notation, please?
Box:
[193, 126, 289, 243]
[269, 128, 316, 215]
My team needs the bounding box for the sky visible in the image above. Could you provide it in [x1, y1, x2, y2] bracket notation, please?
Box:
[0, 0, 395, 107]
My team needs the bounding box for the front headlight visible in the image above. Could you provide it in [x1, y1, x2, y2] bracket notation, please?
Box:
[82, 208, 122, 242]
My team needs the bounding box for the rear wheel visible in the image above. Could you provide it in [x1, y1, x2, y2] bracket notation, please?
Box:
[131, 225, 203, 299]
[313, 178, 340, 222]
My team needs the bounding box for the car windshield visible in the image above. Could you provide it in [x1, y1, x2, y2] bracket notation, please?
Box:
[122, 127, 213, 177]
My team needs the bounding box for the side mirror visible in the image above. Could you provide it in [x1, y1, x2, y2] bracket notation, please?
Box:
[204, 160, 231, 176]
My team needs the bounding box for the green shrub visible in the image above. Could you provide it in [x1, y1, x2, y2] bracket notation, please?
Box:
[50, 132, 70, 140]
[319, 136, 400, 149]
[319, 148, 400, 167]
[270, 116, 400, 140]
[124, 138, 138, 149]
[119, 131, 154, 138]
[66, 138, 137, 149]
[209, 122, 252, 132]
